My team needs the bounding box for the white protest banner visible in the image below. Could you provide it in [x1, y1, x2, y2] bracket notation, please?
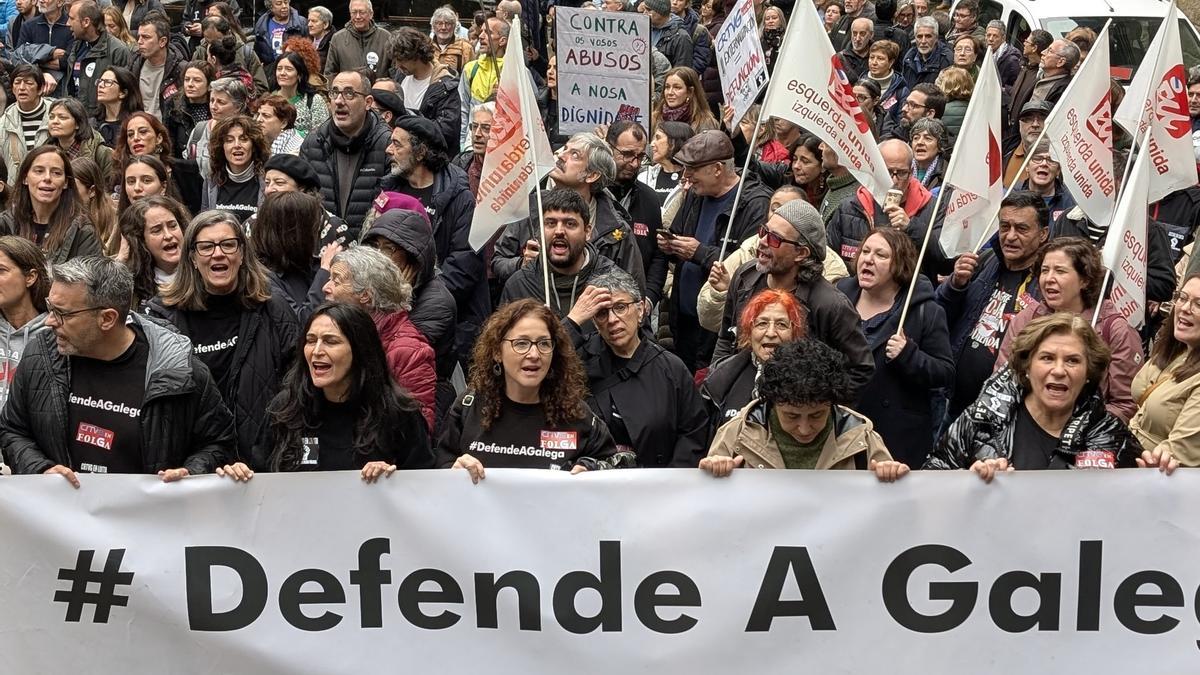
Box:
[469, 19, 556, 251]
[1113, 3, 1197, 205]
[938, 48, 1004, 257]
[761, 0, 892, 205]
[5, 470, 1200, 673]
[715, 0, 768, 129]
[555, 8, 652, 135]
[1044, 23, 1116, 228]
[1102, 134, 1152, 328]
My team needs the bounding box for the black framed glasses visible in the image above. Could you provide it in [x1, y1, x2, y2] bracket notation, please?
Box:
[502, 338, 554, 355]
[194, 238, 241, 256]
[758, 225, 803, 249]
[46, 304, 104, 322]
[330, 88, 367, 101]
[595, 302, 636, 321]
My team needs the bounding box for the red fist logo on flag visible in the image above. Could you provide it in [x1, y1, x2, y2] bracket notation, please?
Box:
[1155, 64, 1190, 140]
[827, 55, 871, 135]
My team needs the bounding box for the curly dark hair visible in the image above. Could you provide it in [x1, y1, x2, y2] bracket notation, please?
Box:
[468, 299, 589, 430]
[759, 339, 853, 407]
[390, 26, 435, 64]
[268, 303, 421, 471]
[208, 115, 269, 184]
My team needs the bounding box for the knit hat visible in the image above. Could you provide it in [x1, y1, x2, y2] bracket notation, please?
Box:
[641, 0, 670, 16]
[263, 154, 320, 193]
[372, 191, 430, 222]
[774, 199, 827, 261]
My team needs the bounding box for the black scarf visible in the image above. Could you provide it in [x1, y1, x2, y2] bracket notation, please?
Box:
[329, 115, 372, 153]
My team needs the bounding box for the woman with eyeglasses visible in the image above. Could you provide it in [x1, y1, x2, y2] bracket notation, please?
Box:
[273, 51, 330, 138]
[951, 35, 984, 78]
[147, 210, 300, 464]
[437, 298, 633, 481]
[994, 238, 1141, 423]
[1130, 275, 1200, 466]
[215, 302, 433, 480]
[94, 67, 144, 149]
[570, 268, 709, 467]
[836, 228, 954, 468]
[701, 288, 806, 432]
[47, 99, 114, 185]
[0, 146, 99, 264]
[120, 195, 190, 310]
[201, 115, 267, 224]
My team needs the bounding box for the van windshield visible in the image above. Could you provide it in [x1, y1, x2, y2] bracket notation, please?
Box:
[1042, 16, 1200, 78]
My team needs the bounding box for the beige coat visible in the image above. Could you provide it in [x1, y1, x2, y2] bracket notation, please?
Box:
[1130, 354, 1200, 465]
[709, 399, 892, 469]
[696, 234, 848, 332]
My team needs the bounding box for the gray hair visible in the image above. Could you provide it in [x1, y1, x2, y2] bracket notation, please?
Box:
[851, 17, 874, 31]
[570, 132, 617, 193]
[470, 101, 496, 118]
[909, 117, 948, 151]
[308, 5, 333, 25]
[430, 6, 458, 26]
[986, 19, 1005, 36]
[333, 246, 413, 313]
[913, 15, 938, 33]
[210, 77, 250, 111]
[1057, 40, 1081, 70]
[349, 0, 373, 12]
[51, 256, 134, 320]
[588, 268, 643, 304]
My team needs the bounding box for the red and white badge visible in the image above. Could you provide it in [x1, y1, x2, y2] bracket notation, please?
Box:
[839, 244, 859, 261]
[76, 423, 114, 451]
[1075, 450, 1117, 469]
[633, 221, 649, 237]
[540, 430, 578, 451]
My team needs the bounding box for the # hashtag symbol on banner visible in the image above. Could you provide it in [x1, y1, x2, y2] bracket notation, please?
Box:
[54, 548, 135, 623]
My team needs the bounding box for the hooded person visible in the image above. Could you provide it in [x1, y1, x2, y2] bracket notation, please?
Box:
[361, 194, 459, 430]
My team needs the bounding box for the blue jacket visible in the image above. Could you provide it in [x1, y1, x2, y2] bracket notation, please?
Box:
[16, 12, 72, 73]
[935, 240, 1040, 362]
[900, 42, 952, 90]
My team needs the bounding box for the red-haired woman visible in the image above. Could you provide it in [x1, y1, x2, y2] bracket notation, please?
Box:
[701, 288, 807, 428]
[436, 299, 635, 481]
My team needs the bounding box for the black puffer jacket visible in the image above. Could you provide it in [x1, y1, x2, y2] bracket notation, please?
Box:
[0, 314, 235, 475]
[575, 332, 709, 468]
[299, 112, 391, 238]
[653, 16, 693, 69]
[146, 294, 298, 462]
[926, 367, 1141, 470]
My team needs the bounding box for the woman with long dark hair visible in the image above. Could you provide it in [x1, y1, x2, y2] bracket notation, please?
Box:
[638, 120, 695, 208]
[790, 134, 827, 207]
[94, 67, 144, 148]
[252, 190, 322, 317]
[436, 299, 633, 481]
[165, 61, 215, 158]
[201, 115, 267, 223]
[120, 195, 190, 309]
[272, 51, 329, 138]
[0, 235, 50, 410]
[216, 303, 433, 479]
[47, 98, 113, 182]
[117, 155, 182, 213]
[651, 67, 718, 134]
[113, 111, 173, 171]
[0, 146, 98, 263]
[71, 157, 122, 258]
[148, 210, 299, 462]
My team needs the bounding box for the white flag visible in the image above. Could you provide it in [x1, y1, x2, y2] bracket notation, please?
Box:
[1044, 23, 1116, 228]
[469, 18, 556, 251]
[760, 1, 892, 205]
[1102, 132, 1152, 329]
[1113, 4, 1197, 203]
[938, 48, 1004, 257]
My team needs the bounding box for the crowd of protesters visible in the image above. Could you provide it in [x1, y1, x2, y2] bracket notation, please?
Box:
[0, 0, 1192, 487]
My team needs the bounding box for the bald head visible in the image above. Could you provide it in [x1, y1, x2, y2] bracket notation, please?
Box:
[880, 139, 914, 192]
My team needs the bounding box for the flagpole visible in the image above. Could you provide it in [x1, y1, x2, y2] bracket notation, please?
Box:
[719, 100, 771, 261]
[511, 17, 552, 309]
[896, 51, 993, 330]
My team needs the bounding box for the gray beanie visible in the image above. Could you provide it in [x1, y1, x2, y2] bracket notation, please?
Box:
[642, 0, 670, 15]
[774, 199, 827, 261]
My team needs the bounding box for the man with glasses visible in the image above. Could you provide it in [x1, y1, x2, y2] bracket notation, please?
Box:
[711, 199, 875, 398]
[429, 6, 473, 73]
[492, 132, 644, 297]
[499, 188, 627, 339]
[1007, 29, 1053, 131]
[324, 0, 392, 81]
[827, 138, 950, 278]
[661, 130, 772, 372]
[882, 81, 944, 143]
[606, 121, 667, 307]
[300, 70, 391, 241]
[64, 0, 130, 119]
[451, 101, 493, 196]
[1015, 140, 1075, 223]
[899, 16, 949, 89]
[1002, 100, 1048, 187]
[946, 0, 984, 43]
[0, 256, 235, 485]
[1030, 39, 1077, 108]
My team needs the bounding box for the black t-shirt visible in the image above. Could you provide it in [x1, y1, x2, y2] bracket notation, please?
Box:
[404, 184, 438, 222]
[1009, 403, 1059, 470]
[31, 221, 48, 247]
[651, 169, 680, 206]
[297, 400, 360, 471]
[189, 293, 242, 395]
[68, 326, 150, 474]
[951, 267, 1036, 414]
[215, 179, 260, 224]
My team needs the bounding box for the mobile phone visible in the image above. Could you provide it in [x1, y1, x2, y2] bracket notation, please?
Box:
[657, 228, 676, 239]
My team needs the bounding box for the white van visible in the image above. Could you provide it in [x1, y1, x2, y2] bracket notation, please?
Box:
[951, 0, 1200, 80]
